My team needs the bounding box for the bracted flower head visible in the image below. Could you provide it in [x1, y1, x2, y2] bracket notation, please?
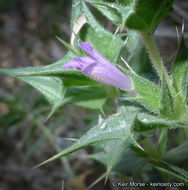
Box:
[63, 42, 133, 91]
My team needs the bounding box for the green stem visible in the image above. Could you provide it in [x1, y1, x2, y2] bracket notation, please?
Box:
[141, 32, 176, 96]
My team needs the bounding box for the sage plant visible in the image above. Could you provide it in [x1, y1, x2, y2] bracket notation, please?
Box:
[0, 0, 188, 187]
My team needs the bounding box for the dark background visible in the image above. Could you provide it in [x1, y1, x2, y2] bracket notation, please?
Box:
[0, 0, 188, 190]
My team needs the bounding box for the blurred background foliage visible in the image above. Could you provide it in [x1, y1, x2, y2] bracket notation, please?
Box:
[0, 0, 188, 190]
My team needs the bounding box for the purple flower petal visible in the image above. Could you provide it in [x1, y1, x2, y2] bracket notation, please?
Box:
[73, 56, 96, 65]
[63, 42, 133, 91]
[82, 62, 132, 90]
[63, 61, 83, 70]
[77, 42, 112, 66]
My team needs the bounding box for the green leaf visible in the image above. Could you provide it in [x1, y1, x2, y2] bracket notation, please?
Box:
[0, 50, 112, 119]
[130, 140, 188, 183]
[88, 0, 133, 27]
[82, 1, 108, 34]
[172, 37, 188, 92]
[0, 53, 73, 104]
[181, 67, 188, 104]
[80, 25, 124, 63]
[34, 105, 137, 168]
[0, 3, 125, 117]
[172, 37, 188, 102]
[156, 164, 188, 184]
[125, 0, 174, 33]
[118, 101, 184, 132]
[78, 2, 125, 64]
[90, 143, 146, 178]
[131, 75, 160, 111]
[113, 149, 145, 176]
[173, 93, 188, 123]
[0, 51, 102, 104]
[157, 128, 167, 157]
[56, 37, 81, 56]
[87, 152, 107, 166]
[3, 74, 63, 105]
[119, 30, 155, 76]
[131, 144, 188, 183]
[90, 1, 122, 26]
[159, 73, 174, 118]
[89, 140, 131, 176]
[48, 85, 115, 118]
[61, 85, 111, 109]
[119, 101, 183, 132]
[118, 66, 160, 113]
[70, 1, 126, 65]
[17, 69, 97, 87]
[132, 113, 183, 132]
[105, 141, 130, 174]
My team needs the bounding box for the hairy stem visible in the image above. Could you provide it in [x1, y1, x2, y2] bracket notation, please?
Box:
[141, 32, 176, 95]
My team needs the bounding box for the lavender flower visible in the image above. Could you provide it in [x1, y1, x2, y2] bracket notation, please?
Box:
[63, 42, 133, 91]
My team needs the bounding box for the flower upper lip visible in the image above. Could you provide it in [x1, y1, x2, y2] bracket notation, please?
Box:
[63, 42, 133, 91]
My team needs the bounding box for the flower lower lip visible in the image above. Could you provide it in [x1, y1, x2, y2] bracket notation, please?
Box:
[63, 42, 133, 92]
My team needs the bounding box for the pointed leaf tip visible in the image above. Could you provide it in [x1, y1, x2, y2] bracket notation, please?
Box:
[33, 156, 56, 169]
[104, 169, 111, 185]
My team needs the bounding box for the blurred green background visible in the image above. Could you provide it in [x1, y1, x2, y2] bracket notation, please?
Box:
[0, 0, 187, 190]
